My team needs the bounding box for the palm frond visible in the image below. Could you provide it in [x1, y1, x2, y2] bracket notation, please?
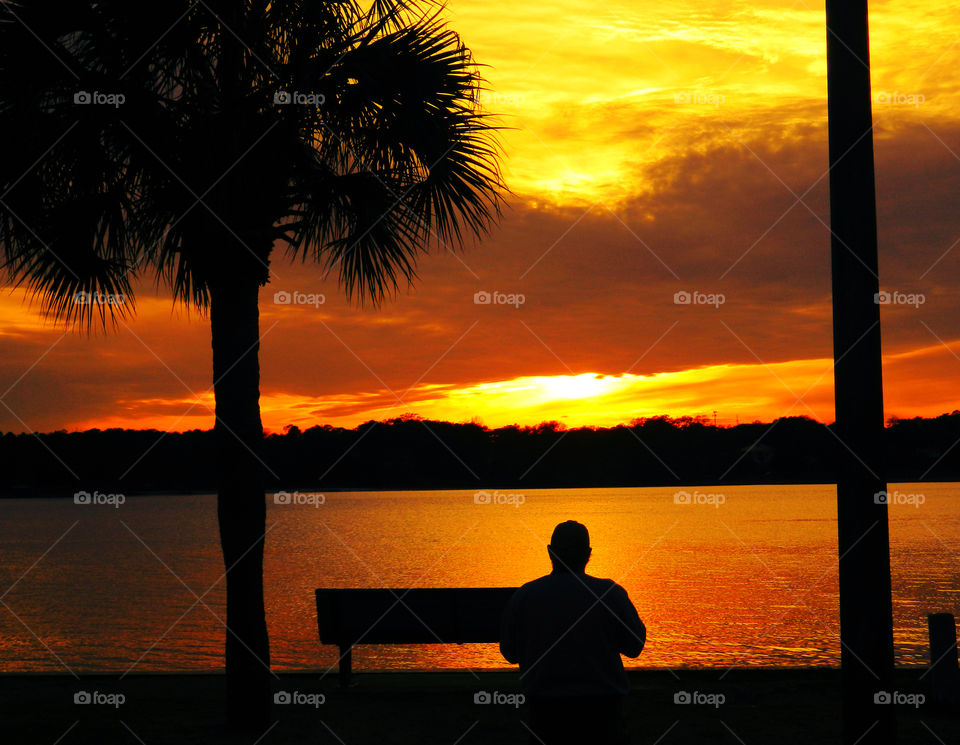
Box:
[282, 8, 506, 302]
[0, 0, 506, 320]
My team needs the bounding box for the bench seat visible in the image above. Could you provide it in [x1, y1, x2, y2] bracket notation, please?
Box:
[315, 587, 518, 685]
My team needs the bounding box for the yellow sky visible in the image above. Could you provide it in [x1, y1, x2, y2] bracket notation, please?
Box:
[454, 0, 959, 203]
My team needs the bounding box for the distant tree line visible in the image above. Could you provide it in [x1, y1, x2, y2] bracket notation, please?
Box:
[2, 412, 960, 496]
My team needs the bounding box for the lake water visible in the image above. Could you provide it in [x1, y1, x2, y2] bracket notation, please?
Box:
[0, 484, 957, 674]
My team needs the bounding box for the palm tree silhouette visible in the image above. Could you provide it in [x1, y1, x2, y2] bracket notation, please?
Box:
[0, 0, 504, 731]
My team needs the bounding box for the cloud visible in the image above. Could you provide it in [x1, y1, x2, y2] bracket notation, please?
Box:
[3, 113, 959, 433]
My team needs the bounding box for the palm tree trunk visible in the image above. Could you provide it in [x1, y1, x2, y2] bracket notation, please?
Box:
[209, 279, 272, 733]
[825, 1, 896, 743]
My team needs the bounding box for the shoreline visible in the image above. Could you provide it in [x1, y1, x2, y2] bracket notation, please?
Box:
[1, 664, 937, 676]
[0, 666, 849, 677]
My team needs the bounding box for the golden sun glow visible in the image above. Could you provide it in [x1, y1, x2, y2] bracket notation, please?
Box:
[66, 332, 960, 433]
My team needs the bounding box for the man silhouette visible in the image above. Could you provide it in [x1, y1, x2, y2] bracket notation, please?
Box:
[500, 521, 646, 745]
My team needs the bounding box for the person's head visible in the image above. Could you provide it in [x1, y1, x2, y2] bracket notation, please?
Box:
[547, 520, 591, 573]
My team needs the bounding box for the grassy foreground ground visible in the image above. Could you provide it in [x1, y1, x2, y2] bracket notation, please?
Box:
[1, 668, 955, 744]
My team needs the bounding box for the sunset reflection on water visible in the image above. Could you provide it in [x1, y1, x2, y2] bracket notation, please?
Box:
[0, 484, 956, 673]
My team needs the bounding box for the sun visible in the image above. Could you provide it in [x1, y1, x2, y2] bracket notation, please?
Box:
[535, 373, 623, 401]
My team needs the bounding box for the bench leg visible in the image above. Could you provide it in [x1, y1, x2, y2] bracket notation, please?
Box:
[339, 645, 352, 687]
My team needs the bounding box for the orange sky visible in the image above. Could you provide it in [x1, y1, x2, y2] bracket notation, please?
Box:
[2, 0, 960, 434]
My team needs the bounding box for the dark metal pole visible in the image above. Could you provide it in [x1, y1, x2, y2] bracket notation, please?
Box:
[927, 613, 959, 705]
[825, 1, 896, 743]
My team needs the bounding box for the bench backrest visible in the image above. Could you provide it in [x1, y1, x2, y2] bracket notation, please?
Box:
[316, 587, 519, 645]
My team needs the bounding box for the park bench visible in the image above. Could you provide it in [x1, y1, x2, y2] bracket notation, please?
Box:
[315, 587, 518, 686]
